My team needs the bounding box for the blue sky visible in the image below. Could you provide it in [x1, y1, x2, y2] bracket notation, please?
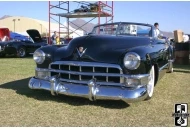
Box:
[0, 1, 190, 33]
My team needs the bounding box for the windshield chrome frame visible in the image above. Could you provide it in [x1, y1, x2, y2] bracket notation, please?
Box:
[91, 22, 153, 37]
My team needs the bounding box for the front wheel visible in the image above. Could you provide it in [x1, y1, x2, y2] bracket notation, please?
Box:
[17, 47, 26, 58]
[145, 65, 155, 100]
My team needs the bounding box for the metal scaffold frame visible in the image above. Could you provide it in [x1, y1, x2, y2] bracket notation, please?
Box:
[48, 1, 114, 44]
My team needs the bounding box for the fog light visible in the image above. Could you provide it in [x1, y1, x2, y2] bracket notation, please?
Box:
[35, 71, 49, 80]
[125, 78, 141, 87]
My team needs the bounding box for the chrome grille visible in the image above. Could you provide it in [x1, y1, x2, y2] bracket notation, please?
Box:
[49, 61, 124, 86]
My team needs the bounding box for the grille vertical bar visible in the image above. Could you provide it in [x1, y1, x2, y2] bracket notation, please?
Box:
[93, 67, 95, 79]
[69, 65, 70, 79]
[79, 66, 81, 80]
[59, 64, 61, 77]
[106, 67, 108, 82]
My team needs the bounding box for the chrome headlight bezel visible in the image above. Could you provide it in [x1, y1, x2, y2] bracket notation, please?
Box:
[123, 52, 141, 70]
[33, 49, 46, 64]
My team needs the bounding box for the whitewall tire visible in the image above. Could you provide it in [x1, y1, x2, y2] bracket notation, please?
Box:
[145, 65, 155, 100]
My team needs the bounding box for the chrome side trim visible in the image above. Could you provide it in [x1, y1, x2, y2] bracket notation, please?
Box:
[159, 63, 169, 72]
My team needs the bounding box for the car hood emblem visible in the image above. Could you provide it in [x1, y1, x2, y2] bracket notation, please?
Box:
[77, 47, 87, 57]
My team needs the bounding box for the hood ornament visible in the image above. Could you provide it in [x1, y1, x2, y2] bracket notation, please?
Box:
[77, 47, 87, 57]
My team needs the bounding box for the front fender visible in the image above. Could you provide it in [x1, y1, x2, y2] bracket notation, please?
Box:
[120, 45, 156, 75]
[36, 45, 66, 68]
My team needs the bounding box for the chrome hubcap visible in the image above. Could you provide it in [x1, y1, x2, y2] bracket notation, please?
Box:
[19, 48, 25, 57]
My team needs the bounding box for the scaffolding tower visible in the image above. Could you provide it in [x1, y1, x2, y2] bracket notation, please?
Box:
[48, 1, 114, 43]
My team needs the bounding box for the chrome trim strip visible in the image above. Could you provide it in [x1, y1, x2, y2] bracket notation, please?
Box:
[37, 68, 149, 79]
[106, 68, 108, 82]
[69, 65, 71, 79]
[159, 63, 169, 72]
[168, 60, 174, 62]
[79, 66, 81, 80]
[50, 61, 123, 72]
[50, 69, 123, 77]
[93, 67, 95, 79]
[59, 78, 125, 86]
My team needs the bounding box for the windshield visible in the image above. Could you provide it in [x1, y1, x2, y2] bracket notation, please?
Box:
[91, 23, 152, 37]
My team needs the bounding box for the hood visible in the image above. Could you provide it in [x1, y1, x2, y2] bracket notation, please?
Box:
[26, 29, 42, 43]
[53, 35, 151, 64]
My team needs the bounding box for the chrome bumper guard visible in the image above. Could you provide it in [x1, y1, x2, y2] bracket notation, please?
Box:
[29, 74, 149, 103]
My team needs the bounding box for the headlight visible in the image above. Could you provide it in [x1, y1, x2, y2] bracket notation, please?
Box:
[123, 52, 140, 70]
[33, 49, 45, 64]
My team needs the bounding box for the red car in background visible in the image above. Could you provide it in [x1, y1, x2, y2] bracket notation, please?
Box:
[0, 28, 10, 41]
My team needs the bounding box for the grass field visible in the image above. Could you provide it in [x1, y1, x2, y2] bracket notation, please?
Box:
[0, 57, 190, 127]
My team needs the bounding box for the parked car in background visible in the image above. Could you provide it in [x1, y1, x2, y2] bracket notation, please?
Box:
[29, 22, 174, 103]
[10, 32, 29, 41]
[0, 29, 48, 57]
[0, 28, 10, 42]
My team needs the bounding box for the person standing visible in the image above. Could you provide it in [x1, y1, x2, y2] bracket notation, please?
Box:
[154, 22, 160, 37]
[51, 31, 57, 45]
[56, 32, 61, 45]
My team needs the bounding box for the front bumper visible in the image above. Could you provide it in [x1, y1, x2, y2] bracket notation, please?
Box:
[29, 75, 149, 103]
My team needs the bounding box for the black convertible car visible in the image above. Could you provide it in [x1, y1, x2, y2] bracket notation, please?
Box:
[28, 22, 174, 103]
[0, 29, 47, 58]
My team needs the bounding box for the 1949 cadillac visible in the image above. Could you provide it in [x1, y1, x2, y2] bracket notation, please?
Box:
[28, 22, 174, 103]
[0, 29, 47, 58]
